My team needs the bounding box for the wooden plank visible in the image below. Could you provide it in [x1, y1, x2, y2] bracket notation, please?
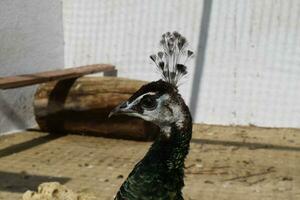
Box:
[0, 64, 115, 89]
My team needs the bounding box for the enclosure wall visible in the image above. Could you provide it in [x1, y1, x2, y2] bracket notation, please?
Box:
[63, 0, 300, 128]
[0, 0, 64, 135]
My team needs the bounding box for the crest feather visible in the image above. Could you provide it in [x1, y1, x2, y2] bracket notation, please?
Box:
[150, 31, 194, 87]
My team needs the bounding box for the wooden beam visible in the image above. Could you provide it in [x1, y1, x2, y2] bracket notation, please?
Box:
[0, 64, 115, 89]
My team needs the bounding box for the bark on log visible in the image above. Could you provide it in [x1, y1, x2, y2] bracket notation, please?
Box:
[34, 77, 159, 141]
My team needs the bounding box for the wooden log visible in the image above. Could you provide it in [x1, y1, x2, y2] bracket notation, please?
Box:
[0, 64, 115, 89]
[34, 77, 159, 141]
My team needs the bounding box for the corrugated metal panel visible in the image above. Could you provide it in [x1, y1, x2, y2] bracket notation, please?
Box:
[63, 0, 300, 128]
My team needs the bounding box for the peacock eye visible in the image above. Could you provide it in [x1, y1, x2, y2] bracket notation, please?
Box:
[141, 96, 157, 110]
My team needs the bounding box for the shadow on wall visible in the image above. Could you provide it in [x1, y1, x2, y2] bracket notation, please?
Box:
[189, 0, 213, 118]
[0, 92, 28, 131]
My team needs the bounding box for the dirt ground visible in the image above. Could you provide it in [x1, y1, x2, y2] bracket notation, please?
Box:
[0, 124, 299, 200]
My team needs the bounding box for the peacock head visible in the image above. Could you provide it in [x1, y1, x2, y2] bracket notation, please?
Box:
[109, 31, 193, 137]
[109, 80, 189, 134]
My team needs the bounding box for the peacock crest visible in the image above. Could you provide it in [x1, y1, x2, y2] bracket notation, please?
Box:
[150, 31, 194, 87]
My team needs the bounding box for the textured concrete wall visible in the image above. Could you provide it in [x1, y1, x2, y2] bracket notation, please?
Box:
[0, 0, 64, 134]
[63, 0, 300, 128]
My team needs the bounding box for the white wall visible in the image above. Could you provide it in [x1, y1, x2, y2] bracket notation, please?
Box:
[195, 0, 300, 127]
[0, 0, 64, 134]
[63, 0, 300, 128]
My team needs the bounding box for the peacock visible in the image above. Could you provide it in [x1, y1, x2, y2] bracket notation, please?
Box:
[109, 31, 194, 200]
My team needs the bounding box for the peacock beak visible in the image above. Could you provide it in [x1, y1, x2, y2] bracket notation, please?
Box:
[108, 101, 135, 118]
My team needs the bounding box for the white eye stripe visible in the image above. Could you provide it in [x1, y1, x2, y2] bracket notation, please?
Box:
[127, 92, 157, 107]
[141, 92, 156, 96]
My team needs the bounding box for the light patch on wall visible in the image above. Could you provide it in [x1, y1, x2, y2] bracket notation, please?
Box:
[0, 0, 64, 134]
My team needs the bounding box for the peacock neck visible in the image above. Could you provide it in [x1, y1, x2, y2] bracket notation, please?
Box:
[145, 117, 192, 170]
